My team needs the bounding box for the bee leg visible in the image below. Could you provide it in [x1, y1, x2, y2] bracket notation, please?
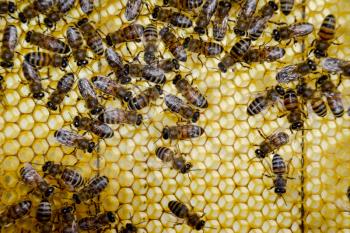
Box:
[257, 129, 267, 139]
[126, 43, 133, 57]
[197, 54, 204, 67]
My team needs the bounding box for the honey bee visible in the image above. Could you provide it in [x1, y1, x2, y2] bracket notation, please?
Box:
[276, 59, 317, 83]
[92, 75, 132, 102]
[125, 0, 142, 21]
[42, 161, 85, 190]
[106, 24, 144, 46]
[297, 80, 327, 117]
[162, 124, 205, 140]
[156, 147, 193, 173]
[22, 61, 45, 100]
[73, 115, 114, 138]
[163, 0, 203, 10]
[54, 129, 96, 153]
[311, 14, 336, 58]
[36, 199, 52, 223]
[19, 0, 55, 23]
[47, 73, 75, 111]
[125, 63, 166, 84]
[194, 0, 218, 35]
[0, 200, 32, 227]
[168, 200, 205, 230]
[165, 94, 200, 122]
[218, 38, 251, 73]
[173, 74, 208, 108]
[247, 85, 285, 116]
[79, 0, 94, 15]
[66, 26, 88, 66]
[243, 46, 285, 64]
[248, 1, 278, 40]
[77, 18, 104, 56]
[212, 0, 231, 41]
[156, 58, 180, 73]
[98, 107, 143, 125]
[24, 52, 68, 69]
[234, 0, 257, 36]
[1, 25, 17, 68]
[279, 0, 294, 15]
[73, 175, 109, 204]
[160, 27, 187, 62]
[78, 211, 116, 231]
[118, 223, 138, 233]
[272, 22, 314, 43]
[78, 78, 104, 115]
[20, 163, 55, 197]
[128, 85, 163, 110]
[321, 57, 350, 77]
[105, 47, 131, 84]
[152, 6, 192, 28]
[0, 1, 16, 15]
[183, 37, 223, 57]
[255, 130, 289, 159]
[143, 23, 158, 65]
[59, 206, 78, 233]
[282, 89, 306, 131]
[43, 0, 75, 28]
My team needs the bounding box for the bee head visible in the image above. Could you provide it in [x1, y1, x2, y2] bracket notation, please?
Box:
[172, 59, 180, 70]
[291, 121, 303, 131]
[91, 107, 103, 115]
[192, 111, 200, 123]
[314, 48, 325, 58]
[42, 161, 53, 172]
[136, 114, 143, 125]
[307, 59, 317, 71]
[87, 142, 95, 153]
[46, 101, 57, 110]
[25, 31, 32, 43]
[275, 85, 285, 96]
[45, 186, 55, 197]
[180, 163, 193, 174]
[18, 12, 27, 23]
[33, 92, 45, 99]
[162, 127, 169, 139]
[152, 6, 160, 19]
[124, 91, 133, 102]
[77, 18, 88, 27]
[155, 85, 163, 95]
[44, 18, 53, 28]
[316, 74, 329, 86]
[218, 62, 227, 73]
[183, 37, 191, 48]
[77, 59, 88, 66]
[159, 27, 169, 37]
[61, 206, 74, 214]
[126, 223, 137, 231]
[105, 34, 113, 46]
[195, 220, 206, 230]
[268, 1, 278, 10]
[107, 212, 116, 222]
[0, 61, 13, 68]
[144, 52, 155, 64]
[234, 28, 245, 36]
[61, 57, 68, 68]
[0, 75, 3, 82]
[272, 29, 281, 41]
[72, 194, 81, 204]
[194, 26, 205, 35]
[8, 1, 16, 13]
[172, 74, 181, 85]
[255, 149, 265, 159]
[163, 0, 169, 5]
[275, 187, 286, 194]
[220, 0, 231, 8]
[73, 116, 81, 128]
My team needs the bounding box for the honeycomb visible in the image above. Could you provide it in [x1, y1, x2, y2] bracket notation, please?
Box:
[1, 0, 350, 232]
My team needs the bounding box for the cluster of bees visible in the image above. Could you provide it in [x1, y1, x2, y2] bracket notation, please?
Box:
[0, 0, 349, 231]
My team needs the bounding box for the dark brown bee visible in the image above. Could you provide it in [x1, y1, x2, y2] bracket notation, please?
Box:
[218, 38, 251, 73]
[73, 115, 114, 138]
[152, 6, 192, 28]
[66, 26, 88, 66]
[162, 124, 205, 140]
[73, 175, 109, 204]
[47, 73, 74, 111]
[42, 161, 85, 190]
[165, 94, 200, 122]
[160, 27, 187, 62]
[247, 85, 285, 116]
[311, 15, 336, 58]
[79, 0, 93, 15]
[297, 80, 327, 117]
[283, 89, 299, 111]
[0, 1, 16, 15]
[125, 0, 142, 21]
[24, 52, 68, 69]
[26, 30, 71, 54]
[321, 57, 350, 77]
[77, 18, 104, 55]
[54, 129, 96, 153]
[276, 59, 317, 83]
[119, 223, 138, 233]
[272, 22, 314, 43]
[59, 206, 78, 233]
[18, 0, 55, 23]
[36, 200, 52, 223]
[183, 37, 223, 57]
[163, 0, 203, 10]
[1, 25, 17, 68]
[20, 163, 55, 197]
[128, 85, 163, 110]
[22, 61, 45, 100]
[243, 46, 285, 64]
[106, 24, 144, 46]
[194, 0, 218, 34]
[125, 63, 166, 84]
[143, 23, 158, 65]
[173, 74, 208, 108]
[283, 89, 306, 130]
[168, 200, 205, 230]
[280, 0, 294, 15]
[234, 0, 257, 36]
[156, 147, 193, 173]
[0, 200, 32, 227]
[78, 78, 104, 115]
[156, 58, 180, 73]
[78, 211, 116, 231]
[43, 0, 75, 28]
[98, 108, 143, 125]
[255, 130, 289, 159]
[248, 1, 278, 40]
[105, 47, 131, 84]
[212, 0, 231, 41]
[91, 75, 132, 102]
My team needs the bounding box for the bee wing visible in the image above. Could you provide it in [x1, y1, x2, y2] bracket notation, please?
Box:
[55, 129, 84, 147]
[21, 163, 45, 184]
[22, 61, 40, 82]
[125, 0, 142, 21]
[242, 0, 258, 17]
[105, 47, 124, 69]
[78, 78, 98, 99]
[79, 0, 94, 14]
[290, 23, 314, 37]
[103, 107, 128, 123]
[91, 121, 114, 137]
[248, 16, 268, 35]
[321, 57, 349, 73]
[276, 65, 300, 83]
[6, 25, 18, 52]
[265, 46, 285, 62]
[164, 94, 185, 112]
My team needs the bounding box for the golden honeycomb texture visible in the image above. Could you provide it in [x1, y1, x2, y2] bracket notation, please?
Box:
[0, 0, 350, 232]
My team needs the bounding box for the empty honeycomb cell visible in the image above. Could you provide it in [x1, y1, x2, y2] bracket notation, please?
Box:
[90, 156, 106, 170]
[132, 195, 147, 212]
[118, 171, 135, 187]
[117, 187, 134, 204]
[47, 115, 64, 130]
[234, 138, 250, 153]
[32, 123, 50, 139]
[0, 172, 18, 189]
[262, 220, 279, 233]
[103, 162, 120, 178]
[1, 190, 17, 205]
[102, 195, 119, 211]
[18, 98, 35, 114]
[218, 179, 235, 194]
[233, 220, 249, 233]
[161, 178, 177, 195]
[32, 139, 49, 154]
[233, 170, 250, 186]
[18, 115, 34, 131]
[17, 147, 34, 162]
[3, 90, 20, 107]
[2, 140, 20, 155]
[147, 203, 163, 220]
[247, 211, 264, 228]
[18, 131, 34, 147]
[204, 155, 220, 170]
[3, 107, 20, 123]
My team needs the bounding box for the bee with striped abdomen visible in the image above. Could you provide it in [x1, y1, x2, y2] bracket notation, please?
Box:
[183, 37, 223, 58]
[311, 14, 336, 58]
[77, 18, 104, 55]
[92, 75, 132, 102]
[125, 0, 142, 21]
[54, 129, 96, 153]
[22, 61, 45, 100]
[47, 73, 75, 111]
[66, 26, 89, 66]
[194, 0, 218, 35]
[73, 115, 114, 139]
[106, 24, 144, 46]
[156, 58, 180, 73]
[43, 0, 75, 28]
[36, 199, 53, 233]
[297, 80, 327, 117]
[212, 0, 231, 41]
[59, 205, 78, 233]
[1, 25, 17, 68]
[105, 47, 131, 84]
[78, 211, 116, 231]
[279, 0, 294, 15]
[160, 27, 187, 62]
[276, 59, 317, 83]
[78, 78, 104, 115]
[125, 63, 166, 84]
[255, 130, 289, 159]
[143, 23, 158, 65]
[282, 89, 306, 131]
[128, 85, 163, 110]
[0, 200, 32, 227]
[162, 124, 205, 140]
[98, 107, 143, 125]
[165, 94, 200, 122]
[272, 22, 314, 44]
[152, 6, 192, 28]
[0, 1, 16, 15]
[156, 146, 193, 173]
[243, 46, 285, 64]
[321, 57, 350, 77]
[19, 0, 55, 23]
[24, 52, 68, 69]
[234, 0, 257, 36]
[73, 175, 109, 204]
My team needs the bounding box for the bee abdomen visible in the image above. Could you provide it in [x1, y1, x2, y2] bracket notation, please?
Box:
[168, 201, 188, 218]
[36, 201, 52, 223]
[155, 147, 174, 163]
[311, 98, 327, 117]
[247, 96, 268, 115]
[318, 14, 336, 41]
